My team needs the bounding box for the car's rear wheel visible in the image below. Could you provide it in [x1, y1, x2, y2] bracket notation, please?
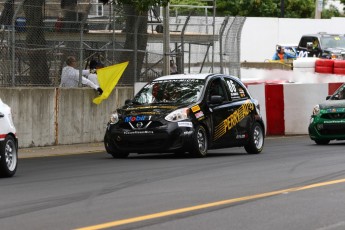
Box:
[314, 140, 330, 145]
[104, 137, 129, 159]
[189, 125, 208, 158]
[0, 136, 18, 177]
[244, 122, 264, 154]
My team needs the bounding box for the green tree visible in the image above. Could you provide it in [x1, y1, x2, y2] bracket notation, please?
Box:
[108, 0, 169, 83]
[322, 5, 342, 18]
[24, 0, 50, 85]
[214, 0, 315, 18]
[340, 0, 345, 11]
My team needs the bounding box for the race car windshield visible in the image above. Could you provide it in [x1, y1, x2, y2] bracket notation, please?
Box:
[133, 79, 205, 105]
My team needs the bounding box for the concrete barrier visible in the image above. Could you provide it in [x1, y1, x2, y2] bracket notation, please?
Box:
[0, 87, 133, 148]
[247, 82, 343, 135]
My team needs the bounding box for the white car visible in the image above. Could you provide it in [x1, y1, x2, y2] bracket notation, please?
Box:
[0, 99, 18, 177]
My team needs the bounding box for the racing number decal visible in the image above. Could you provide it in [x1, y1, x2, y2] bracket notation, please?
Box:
[226, 79, 240, 99]
[227, 80, 236, 93]
[213, 100, 254, 141]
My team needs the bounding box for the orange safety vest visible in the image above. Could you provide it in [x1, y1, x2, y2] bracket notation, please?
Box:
[278, 53, 284, 60]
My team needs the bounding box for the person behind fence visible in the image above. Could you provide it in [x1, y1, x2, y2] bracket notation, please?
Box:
[60, 56, 103, 95]
[272, 45, 295, 61]
[170, 59, 178, 74]
[87, 59, 104, 86]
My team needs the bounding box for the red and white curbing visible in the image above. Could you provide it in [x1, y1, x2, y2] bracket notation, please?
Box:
[245, 81, 343, 135]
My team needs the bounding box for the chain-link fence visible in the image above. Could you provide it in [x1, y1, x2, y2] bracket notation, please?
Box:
[0, 0, 245, 87]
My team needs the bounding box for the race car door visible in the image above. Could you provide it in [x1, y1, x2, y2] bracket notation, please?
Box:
[223, 77, 253, 144]
[207, 77, 240, 148]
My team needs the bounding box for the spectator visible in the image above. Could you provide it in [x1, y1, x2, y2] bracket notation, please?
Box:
[272, 46, 296, 61]
[170, 59, 178, 74]
[88, 59, 104, 86]
[310, 39, 321, 57]
[60, 56, 103, 95]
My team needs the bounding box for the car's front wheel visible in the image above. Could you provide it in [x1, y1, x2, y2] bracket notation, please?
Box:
[189, 125, 208, 158]
[0, 136, 18, 177]
[314, 139, 330, 145]
[244, 122, 264, 154]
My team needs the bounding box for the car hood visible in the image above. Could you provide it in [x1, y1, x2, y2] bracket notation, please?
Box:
[119, 104, 180, 119]
[319, 100, 345, 109]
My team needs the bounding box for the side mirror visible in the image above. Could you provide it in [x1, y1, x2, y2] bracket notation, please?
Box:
[326, 95, 331, 100]
[0, 112, 4, 118]
[125, 99, 132, 105]
[210, 95, 223, 104]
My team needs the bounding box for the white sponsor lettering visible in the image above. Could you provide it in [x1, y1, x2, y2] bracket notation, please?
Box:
[178, 122, 193, 128]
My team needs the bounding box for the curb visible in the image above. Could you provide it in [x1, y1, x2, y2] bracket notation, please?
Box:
[18, 142, 105, 159]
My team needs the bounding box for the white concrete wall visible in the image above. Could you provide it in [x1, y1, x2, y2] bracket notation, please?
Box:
[0, 87, 133, 147]
[247, 84, 267, 129]
[283, 83, 328, 134]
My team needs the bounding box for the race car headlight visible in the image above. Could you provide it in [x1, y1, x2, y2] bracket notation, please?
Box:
[312, 105, 320, 116]
[165, 108, 189, 122]
[109, 112, 119, 124]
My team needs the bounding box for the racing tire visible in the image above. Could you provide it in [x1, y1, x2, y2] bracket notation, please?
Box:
[244, 122, 264, 154]
[104, 138, 129, 159]
[315, 59, 334, 68]
[333, 67, 345, 75]
[189, 125, 208, 158]
[0, 136, 18, 177]
[315, 66, 333, 74]
[314, 140, 330, 145]
[293, 58, 316, 68]
[333, 60, 345, 68]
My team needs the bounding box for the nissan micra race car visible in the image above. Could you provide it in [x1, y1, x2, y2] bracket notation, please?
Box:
[309, 83, 345, 145]
[0, 99, 18, 177]
[104, 73, 265, 158]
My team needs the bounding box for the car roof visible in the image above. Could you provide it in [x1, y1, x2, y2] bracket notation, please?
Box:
[153, 73, 214, 81]
[302, 33, 345, 38]
[153, 73, 241, 82]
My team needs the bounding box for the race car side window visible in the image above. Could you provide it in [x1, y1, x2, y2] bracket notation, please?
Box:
[225, 79, 249, 101]
[208, 78, 227, 102]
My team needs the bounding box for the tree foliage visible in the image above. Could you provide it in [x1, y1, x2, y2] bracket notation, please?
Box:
[112, 0, 169, 12]
[214, 0, 316, 18]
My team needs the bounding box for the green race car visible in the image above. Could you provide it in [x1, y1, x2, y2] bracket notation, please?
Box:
[309, 83, 345, 145]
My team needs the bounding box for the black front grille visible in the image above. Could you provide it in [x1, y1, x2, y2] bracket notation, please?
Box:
[118, 121, 164, 129]
[319, 123, 345, 135]
[321, 113, 345, 120]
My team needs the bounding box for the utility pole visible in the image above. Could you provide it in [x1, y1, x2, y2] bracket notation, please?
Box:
[163, 3, 170, 76]
[315, 0, 322, 19]
[280, 0, 284, 18]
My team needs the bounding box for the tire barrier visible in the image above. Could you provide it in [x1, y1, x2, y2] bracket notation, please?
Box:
[293, 58, 317, 73]
[333, 60, 345, 75]
[315, 59, 334, 74]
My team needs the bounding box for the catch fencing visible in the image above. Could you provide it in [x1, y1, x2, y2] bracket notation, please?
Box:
[0, 0, 245, 87]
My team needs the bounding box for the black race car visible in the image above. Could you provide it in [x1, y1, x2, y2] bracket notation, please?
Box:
[104, 73, 265, 158]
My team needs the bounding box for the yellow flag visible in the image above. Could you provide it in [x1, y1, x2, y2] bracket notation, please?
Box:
[93, 61, 129, 105]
